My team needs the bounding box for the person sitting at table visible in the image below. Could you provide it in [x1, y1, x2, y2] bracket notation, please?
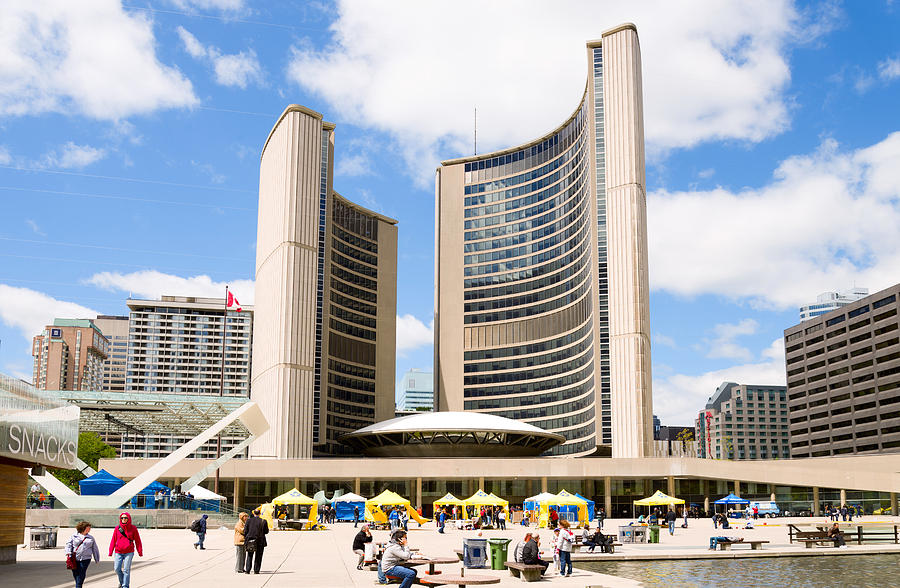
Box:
[827, 523, 846, 547]
[521, 533, 549, 576]
[352, 524, 373, 570]
[381, 530, 417, 588]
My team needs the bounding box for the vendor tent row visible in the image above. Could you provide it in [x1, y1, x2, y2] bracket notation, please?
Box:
[76, 469, 225, 510]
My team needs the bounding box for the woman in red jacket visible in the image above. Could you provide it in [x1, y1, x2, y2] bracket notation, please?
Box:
[109, 512, 143, 588]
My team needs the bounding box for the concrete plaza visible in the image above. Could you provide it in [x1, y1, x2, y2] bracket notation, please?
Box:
[9, 516, 900, 588]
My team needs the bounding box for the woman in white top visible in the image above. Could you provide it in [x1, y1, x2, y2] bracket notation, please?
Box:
[65, 521, 100, 588]
[557, 519, 575, 577]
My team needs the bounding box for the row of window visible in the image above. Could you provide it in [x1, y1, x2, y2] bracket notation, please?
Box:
[464, 359, 593, 398]
[464, 205, 588, 265]
[465, 271, 591, 325]
[464, 310, 593, 361]
[328, 332, 375, 367]
[465, 257, 590, 315]
[465, 331, 592, 373]
[463, 294, 591, 350]
[474, 391, 595, 420]
[463, 376, 592, 409]
[332, 198, 379, 240]
[331, 276, 377, 304]
[332, 222, 378, 253]
[332, 236, 378, 267]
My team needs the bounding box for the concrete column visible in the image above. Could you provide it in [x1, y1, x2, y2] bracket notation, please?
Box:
[733, 480, 740, 497]
[295, 477, 301, 519]
[667, 476, 675, 496]
[586, 479, 596, 500]
[354, 478, 361, 494]
[541, 477, 548, 493]
[604, 477, 612, 518]
[416, 477, 422, 510]
[890, 493, 898, 516]
[770, 484, 776, 502]
[478, 476, 484, 491]
[233, 477, 241, 511]
[526, 479, 533, 497]
[840, 489, 847, 506]
[812, 487, 820, 516]
[703, 496, 709, 515]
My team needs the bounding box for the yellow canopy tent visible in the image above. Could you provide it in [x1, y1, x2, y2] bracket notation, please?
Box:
[365, 489, 428, 525]
[554, 489, 590, 527]
[632, 490, 685, 519]
[462, 489, 509, 519]
[433, 492, 465, 520]
[271, 488, 318, 529]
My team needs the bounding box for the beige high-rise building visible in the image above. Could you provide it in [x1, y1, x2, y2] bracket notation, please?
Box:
[32, 319, 109, 391]
[435, 24, 653, 457]
[250, 105, 397, 458]
[93, 315, 129, 392]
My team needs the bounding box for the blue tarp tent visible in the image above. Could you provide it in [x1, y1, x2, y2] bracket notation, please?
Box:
[130, 480, 171, 509]
[332, 492, 367, 521]
[575, 493, 596, 521]
[714, 493, 750, 505]
[78, 469, 125, 496]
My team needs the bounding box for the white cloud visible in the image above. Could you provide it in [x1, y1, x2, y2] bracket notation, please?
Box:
[697, 168, 715, 179]
[649, 132, 900, 309]
[705, 319, 758, 362]
[878, 56, 900, 81]
[41, 142, 106, 169]
[0, 3, 197, 119]
[0, 284, 99, 344]
[336, 153, 373, 177]
[286, 0, 822, 184]
[176, 26, 263, 88]
[396, 314, 434, 354]
[85, 270, 255, 304]
[653, 338, 786, 425]
[0, 146, 10, 165]
[653, 333, 677, 349]
[169, 0, 245, 10]
[25, 219, 46, 237]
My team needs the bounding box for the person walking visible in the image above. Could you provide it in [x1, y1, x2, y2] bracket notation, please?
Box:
[234, 512, 248, 573]
[666, 508, 677, 535]
[598, 506, 606, 529]
[109, 512, 143, 588]
[65, 521, 100, 588]
[498, 508, 506, 530]
[244, 508, 269, 574]
[193, 514, 208, 549]
[353, 505, 360, 528]
[438, 508, 446, 534]
[558, 519, 574, 577]
[352, 524, 373, 570]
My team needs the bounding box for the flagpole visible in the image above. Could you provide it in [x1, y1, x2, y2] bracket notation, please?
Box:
[215, 285, 227, 495]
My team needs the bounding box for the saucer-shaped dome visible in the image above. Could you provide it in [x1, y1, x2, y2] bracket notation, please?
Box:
[339, 412, 565, 457]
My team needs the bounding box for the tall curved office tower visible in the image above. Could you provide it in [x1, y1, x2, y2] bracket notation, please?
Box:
[435, 24, 652, 457]
[251, 105, 397, 459]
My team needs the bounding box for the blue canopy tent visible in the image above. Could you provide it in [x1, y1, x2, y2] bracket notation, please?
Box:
[130, 480, 171, 509]
[714, 493, 749, 516]
[332, 492, 367, 521]
[78, 469, 125, 496]
[575, 493, 596, 521]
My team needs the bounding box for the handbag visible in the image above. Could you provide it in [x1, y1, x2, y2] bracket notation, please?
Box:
[245, 537, 257, 553]
[66, 536, 85, 570]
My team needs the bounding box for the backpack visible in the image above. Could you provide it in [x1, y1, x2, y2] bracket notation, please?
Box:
[190, 519, 202, 532]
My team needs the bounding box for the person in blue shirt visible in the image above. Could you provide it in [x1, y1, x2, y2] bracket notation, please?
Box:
[193, 514, 208, 549]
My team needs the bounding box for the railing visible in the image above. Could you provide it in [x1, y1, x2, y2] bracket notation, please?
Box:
[789, 523, 899, 544]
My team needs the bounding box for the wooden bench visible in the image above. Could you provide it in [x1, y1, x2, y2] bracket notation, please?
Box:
[713, 540, 769, 551]
[505, 562, 547, 582]
[577, 541, 621, 554]
[797, 537, 838, 548]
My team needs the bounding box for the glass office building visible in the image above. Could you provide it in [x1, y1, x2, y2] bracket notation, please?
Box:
[435, 24, 653, 457]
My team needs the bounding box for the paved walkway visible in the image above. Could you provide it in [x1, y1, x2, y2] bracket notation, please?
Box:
[10, 516, 899, 587]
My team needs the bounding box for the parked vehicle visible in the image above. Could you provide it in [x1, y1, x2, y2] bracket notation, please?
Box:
[748, 501, 781, 517]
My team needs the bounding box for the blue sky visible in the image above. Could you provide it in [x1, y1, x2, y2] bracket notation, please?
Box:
[1, 1, 899, 426]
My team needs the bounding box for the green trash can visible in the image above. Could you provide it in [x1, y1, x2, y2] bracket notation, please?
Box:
[649, 525, 660, 543]
[487, 538, 512, 570]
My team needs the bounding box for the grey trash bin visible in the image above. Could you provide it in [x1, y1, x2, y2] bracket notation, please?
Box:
[463, 538, 487, 568]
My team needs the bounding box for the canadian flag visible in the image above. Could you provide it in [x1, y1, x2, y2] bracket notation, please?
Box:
[226, 291, 242, 312]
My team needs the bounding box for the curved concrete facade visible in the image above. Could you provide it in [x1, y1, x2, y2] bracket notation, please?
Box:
[251, 106, 397, 459]
[435, 25, 652, 457]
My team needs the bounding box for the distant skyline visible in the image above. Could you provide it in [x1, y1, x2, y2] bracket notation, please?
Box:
[2, 1, 899, 425]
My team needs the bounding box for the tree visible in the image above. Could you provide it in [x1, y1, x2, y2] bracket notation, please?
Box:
[49, 432, 117, 491]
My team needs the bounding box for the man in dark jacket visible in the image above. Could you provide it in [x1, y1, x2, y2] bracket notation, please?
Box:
[243, 509, 269, 574]
[666, 509, 678, 535]
[193, 514, 208, 549]
[521, 535, 548, 575]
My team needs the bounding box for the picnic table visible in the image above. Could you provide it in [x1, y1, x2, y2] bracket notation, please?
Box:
[420, 572, 500, 587]
[406, 556, 459, 575]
